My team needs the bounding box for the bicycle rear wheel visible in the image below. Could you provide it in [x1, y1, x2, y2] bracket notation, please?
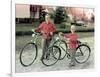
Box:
[53, 40, 67, 60]
[75, 44, 91, 64]
[42, 45, 61, 66]
[19, 42, 38, 67]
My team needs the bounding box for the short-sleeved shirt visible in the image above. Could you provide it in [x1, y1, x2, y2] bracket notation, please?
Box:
[62, 33, 78, 49]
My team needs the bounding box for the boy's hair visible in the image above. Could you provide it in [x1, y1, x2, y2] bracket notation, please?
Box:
[71, 25, 76, 30]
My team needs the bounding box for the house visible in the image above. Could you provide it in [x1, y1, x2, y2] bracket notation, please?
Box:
[15, 4, 42, 23]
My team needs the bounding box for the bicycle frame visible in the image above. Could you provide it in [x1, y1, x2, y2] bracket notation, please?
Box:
[20, 31, 62, 66]
[55, 33, 90, 57]
[54, 34, 69, 53]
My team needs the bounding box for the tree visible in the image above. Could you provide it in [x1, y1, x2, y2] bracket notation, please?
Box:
[54, 7, 68, 24]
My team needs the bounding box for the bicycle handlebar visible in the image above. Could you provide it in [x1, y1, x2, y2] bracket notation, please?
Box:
[32, 31, 42, 36]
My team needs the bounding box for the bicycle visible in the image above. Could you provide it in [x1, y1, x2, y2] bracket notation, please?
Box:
[53, 33, 91, 64]
[19, 31, 61, 67]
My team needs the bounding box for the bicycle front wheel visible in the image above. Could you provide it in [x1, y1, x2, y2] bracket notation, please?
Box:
[19, 42, 38, 67]
[53, 40, 67, 60]
[75, 44, 91, 64]
[42, 45, 61, 66]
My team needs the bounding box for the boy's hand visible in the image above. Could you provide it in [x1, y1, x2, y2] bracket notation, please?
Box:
[50, 32, 53, 36]
[59, 32, 63, 36]
[66, 38, 70, 43]
[41, 30, 45, 34]
[32, 29, 34, 32]
[67, 38, 70, 41]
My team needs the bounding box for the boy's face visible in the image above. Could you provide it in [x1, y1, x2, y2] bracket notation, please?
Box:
[70, 25, 76, 33]
[45, 15, 50, 22]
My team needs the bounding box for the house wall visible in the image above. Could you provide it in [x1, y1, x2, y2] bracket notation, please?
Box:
[15, 4, 30, 18]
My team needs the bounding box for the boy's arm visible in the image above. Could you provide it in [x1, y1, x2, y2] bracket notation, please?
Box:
[35, 22, 43, 33]
[50, 23, 56, 33]
[60, 33, 69, 38]
[59, 32, 70, 41]
[50, 23, 56, 35]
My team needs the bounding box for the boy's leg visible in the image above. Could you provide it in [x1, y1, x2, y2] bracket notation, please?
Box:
[69, 48, 76, 66]
[41, 39, 47, 59]
[45, 38, 52, 59]
[41, 38, 51, 59]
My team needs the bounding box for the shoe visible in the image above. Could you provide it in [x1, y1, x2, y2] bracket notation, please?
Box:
[69, 64, 75, 67]
[69, 62, 76, 67]
[46, 55, 50, 60]
[40, 57, 45, 60]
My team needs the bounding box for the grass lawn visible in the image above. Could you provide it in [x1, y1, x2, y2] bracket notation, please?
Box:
[16, 23, 94, 32]
[16, 23, 39, 32]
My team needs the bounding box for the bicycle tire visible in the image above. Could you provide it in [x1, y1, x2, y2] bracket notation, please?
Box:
[75, 44, 91, 64]
[19, 42, 38, 67]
